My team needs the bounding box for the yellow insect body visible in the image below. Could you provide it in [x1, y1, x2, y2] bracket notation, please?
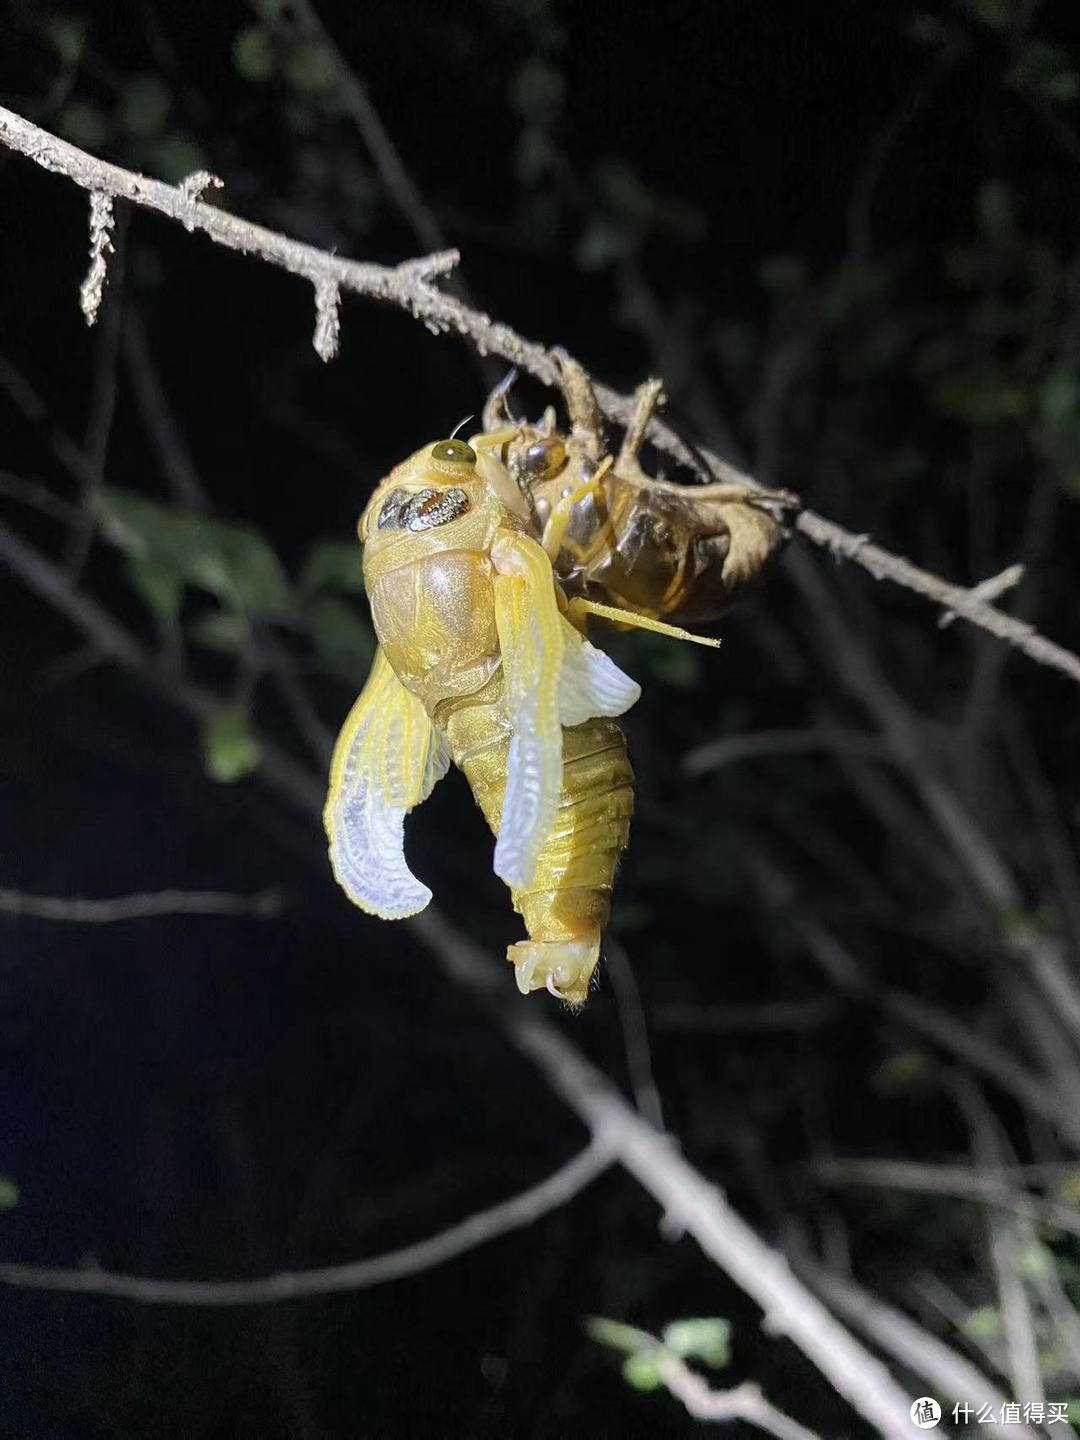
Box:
[325, 364, 787, 1005]
[325, 438, 646, 1004]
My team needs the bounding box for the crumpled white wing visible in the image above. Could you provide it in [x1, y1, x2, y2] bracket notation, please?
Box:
[557, 617, 641, 727]
[324, 647, 449, 919]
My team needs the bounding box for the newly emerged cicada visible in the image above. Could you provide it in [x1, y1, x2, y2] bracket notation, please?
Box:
[324, 361, 797, 1004]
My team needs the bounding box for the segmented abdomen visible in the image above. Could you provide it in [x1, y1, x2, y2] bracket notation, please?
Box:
[437, 675, 634, 945]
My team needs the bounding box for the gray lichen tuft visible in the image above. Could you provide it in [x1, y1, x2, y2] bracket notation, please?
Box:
[79, 190, 115, 326]
[312, 275, 341, 363]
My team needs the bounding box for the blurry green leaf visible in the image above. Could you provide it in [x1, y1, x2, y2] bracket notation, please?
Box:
[128, 560, 184, 632]
[585, 1317, 656, 1354]
[510, 59, 564, 122]
[611, 899, 650, 932]
[285, 41, 335, 94]
[976, 180, 1013, 242]
[1053, 1170, 1080, 1207]
[909, 13, 948, 45]
[1040, 371, 1077, 433]
[249, 0, 287, 16]
[934, 373, 1028, 422]
[1015, 1242, 1054, 1283]
[597, 160, 652, 222]
[969, 0, 1011, 29]
[875, 1049, 932, 1090]
[307, 596, 375, 675]
[661, 1318, 731, 1369]
[96, 490, 292, 615]
[202, 707, 262, 783]
[576, 218, 634, 270]
[641, 637, 701, 690]
[300, 540, 363, 594]
[45, 15, 86, 65]
[0, 1176, 19, 1210]
[621, 1353, 663, 1391]
[1043, 70, 1080, 104]
[234, 25, 273, 81]
[151, 136, 208, 183]
[1010, 42, 1078, 105]
[998, 900, 1040, 941]
[120, 75, 171, 137]
[189, 611, 252, 652]
[761, 257, 806, 292]
[516, 125, 557, 186]
[964, 1305, 1001, 1342]
[59, 101, 108, 150]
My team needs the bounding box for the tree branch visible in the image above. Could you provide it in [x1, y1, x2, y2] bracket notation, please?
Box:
[2, 103, 1080, 686]
[0, 888, 282, 923]
[0, 1140, 613, 1304]
[653, 1354, 822, 1440]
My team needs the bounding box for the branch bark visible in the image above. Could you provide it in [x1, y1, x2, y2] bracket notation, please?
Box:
[2, 103, 1080, 687]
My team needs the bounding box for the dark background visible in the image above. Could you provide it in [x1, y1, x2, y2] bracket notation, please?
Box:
[2, 0, 1080, 1435]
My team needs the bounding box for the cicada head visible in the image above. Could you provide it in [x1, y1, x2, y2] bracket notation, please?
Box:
[360, 438, 479, 542]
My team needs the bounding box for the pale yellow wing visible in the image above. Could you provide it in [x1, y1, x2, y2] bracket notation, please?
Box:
[490, 532, 566, 890]
[324, 647, 449, 919]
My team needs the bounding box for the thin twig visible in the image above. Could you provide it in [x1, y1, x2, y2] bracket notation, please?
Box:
[2, 103, 1079, 687]
[956, 1082, 1045, 1410]
[602, 935, 665, 1130]
[811, 1157, 1080, 1240]
[798, 1258, 1042, 1440]
[653, 1353, 821, 1440]
[0, 888, 283, 923]
[0, 1140, 613, 1304]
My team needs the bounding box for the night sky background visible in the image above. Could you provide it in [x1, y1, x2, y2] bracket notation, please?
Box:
[2, 1, 1080, 1436]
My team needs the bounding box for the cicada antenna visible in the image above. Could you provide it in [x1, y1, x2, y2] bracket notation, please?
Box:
[449, 414, 475, 440]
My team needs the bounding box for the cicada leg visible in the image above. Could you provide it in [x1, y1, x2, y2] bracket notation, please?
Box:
[616, 377, 665, 474]
[540, 456, 613, 562]
[551, 349, 604, 463]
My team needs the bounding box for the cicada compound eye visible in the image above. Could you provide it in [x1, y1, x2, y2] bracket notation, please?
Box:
[430, 439, 477, 465]
[519, 438, 567, 481]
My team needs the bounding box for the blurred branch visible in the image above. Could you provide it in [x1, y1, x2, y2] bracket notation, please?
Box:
[601, 935, 665, 1130]
[0, 1139, 614, 1304]
[798, 1257, 1042, 1440]
[652, 1354, 821, 1440]
[0, 887, 282, 922]
[651, 998, 839, 1034]
[811, 1157, 1080, 1240]
[2, 103, 1080, 687]
[287, 0, 444, 256]
[957, 1082, 1044, 1409]
[683, 726, 884, 777]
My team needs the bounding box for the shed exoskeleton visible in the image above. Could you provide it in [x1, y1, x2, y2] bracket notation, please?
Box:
[474, 356, 799, 626]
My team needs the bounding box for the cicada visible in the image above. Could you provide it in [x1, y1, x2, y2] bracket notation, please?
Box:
[324, 360, 797, 1004]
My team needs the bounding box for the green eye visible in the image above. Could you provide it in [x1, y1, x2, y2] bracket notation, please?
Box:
[431, 439, 476, 465]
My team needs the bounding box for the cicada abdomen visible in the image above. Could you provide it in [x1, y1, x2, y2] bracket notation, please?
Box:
[323, 435, 646, 1004]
